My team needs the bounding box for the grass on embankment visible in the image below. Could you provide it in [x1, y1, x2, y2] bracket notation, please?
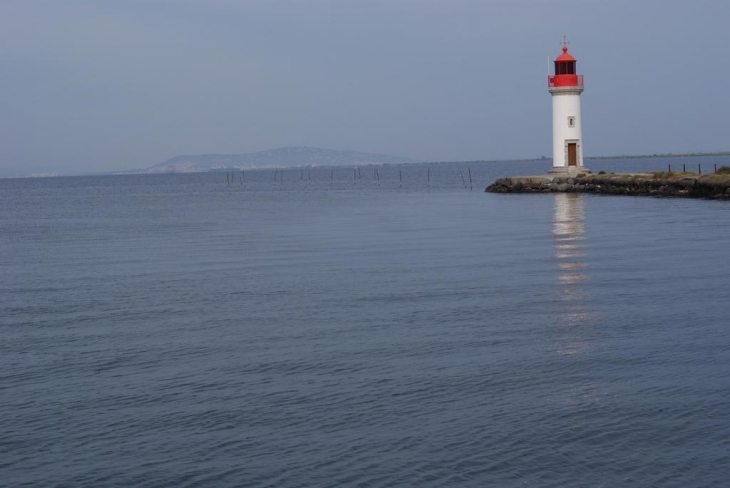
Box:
[647, 166, 730, 180]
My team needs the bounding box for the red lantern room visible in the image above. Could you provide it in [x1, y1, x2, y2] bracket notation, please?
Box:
[548, 45, 584, 88]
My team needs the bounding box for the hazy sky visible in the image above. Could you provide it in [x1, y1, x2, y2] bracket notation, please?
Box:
[1, 0, 728, 176]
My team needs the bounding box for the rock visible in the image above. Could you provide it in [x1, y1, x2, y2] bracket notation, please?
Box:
[487, 173, 730, 199]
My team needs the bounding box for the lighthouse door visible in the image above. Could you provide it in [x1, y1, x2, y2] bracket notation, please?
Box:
[567, 143, 578, 166]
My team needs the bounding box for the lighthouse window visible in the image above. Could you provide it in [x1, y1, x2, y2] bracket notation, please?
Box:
[555, 61, 576, 75]
[568, 116, 576, 128]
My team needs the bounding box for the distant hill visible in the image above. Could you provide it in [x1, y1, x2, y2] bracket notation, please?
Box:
[137, 147, 418, 173]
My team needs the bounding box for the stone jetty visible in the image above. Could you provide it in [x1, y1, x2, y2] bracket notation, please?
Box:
[486, 173, 730, 200]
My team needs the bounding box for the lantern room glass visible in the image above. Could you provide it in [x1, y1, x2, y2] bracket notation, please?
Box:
[555, 61, 576, 75]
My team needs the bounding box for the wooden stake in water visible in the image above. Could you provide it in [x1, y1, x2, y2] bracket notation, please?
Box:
[468, 167, 473, 191]
[683, 163, 686, 172]
[308, 170, 311, 182]
[460, 171, 467, 188]
[699, 164, 702, 175]
[399, 169, 402, 187]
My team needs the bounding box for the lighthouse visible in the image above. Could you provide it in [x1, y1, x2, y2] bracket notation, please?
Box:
[548, 39, 588, 174]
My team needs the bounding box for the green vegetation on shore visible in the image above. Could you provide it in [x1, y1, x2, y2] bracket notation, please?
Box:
[649, 165, 730, 179]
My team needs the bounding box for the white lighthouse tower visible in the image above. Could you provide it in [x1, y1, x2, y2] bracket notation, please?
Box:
[548, 39, 588, 174]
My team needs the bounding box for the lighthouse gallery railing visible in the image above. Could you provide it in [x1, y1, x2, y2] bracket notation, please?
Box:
[548, 75, 584, 88]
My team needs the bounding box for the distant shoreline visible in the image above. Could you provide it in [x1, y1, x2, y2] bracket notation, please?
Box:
[11, 151, 730, 179]
[586, 151, 730, 161]
[427, 151, 730, 165]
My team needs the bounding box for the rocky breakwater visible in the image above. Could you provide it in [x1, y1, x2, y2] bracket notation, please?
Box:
[486, 172, 730, 199]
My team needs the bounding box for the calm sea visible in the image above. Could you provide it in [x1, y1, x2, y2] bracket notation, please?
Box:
[2, 157, 729, 487]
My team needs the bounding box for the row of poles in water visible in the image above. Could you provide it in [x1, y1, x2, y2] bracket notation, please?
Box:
[224, 167, 475, 190]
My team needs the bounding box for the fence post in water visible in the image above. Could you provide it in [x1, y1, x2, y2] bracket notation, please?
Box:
[460, 171, 466, 188]
[468, 167, 473, 191]
[399, 169, 402, 187]
[683, 163, 686, 173]
[699, 164, 702, 175]
[427, 167, 430, 184]
[668, 164, 671, 173]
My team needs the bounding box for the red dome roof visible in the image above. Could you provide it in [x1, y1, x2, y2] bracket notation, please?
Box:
[555, 46, 575, 62]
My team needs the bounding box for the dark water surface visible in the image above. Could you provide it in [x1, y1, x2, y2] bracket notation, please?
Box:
[2, 158, 730, 487]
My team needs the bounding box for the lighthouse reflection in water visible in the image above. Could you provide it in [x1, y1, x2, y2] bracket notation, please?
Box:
[552, 193, 593, 336]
